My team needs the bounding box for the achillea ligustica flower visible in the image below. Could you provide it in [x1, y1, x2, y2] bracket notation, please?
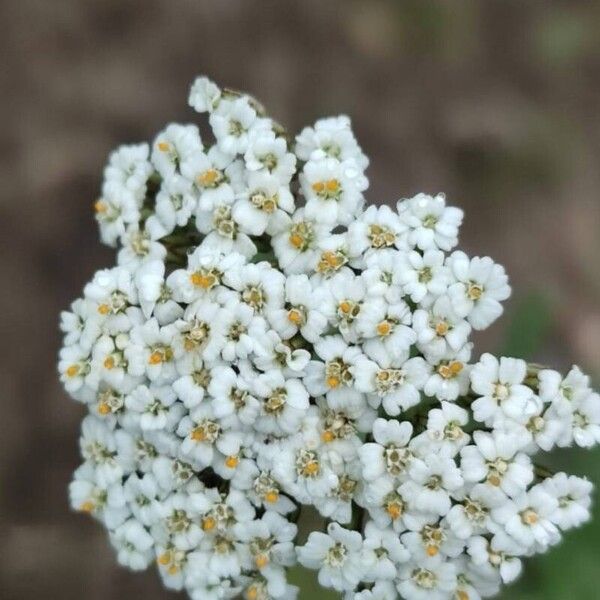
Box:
[59, 76, 598, 600]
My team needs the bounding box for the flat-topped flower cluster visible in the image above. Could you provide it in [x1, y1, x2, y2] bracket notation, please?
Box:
[59, 76, 599, 600]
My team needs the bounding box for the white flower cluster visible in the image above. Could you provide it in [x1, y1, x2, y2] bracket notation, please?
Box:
[59, 76, 599, 600]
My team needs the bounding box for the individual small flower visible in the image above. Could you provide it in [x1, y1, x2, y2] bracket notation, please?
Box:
[110, 518, 155, 570]
[446, 251, 511, 330]
[354, 347, 429, 416]
[357, 298, 417, 358]
[244, 130, 297, 184]
[188, 76, 221, 113]
[399, 453, 464, 516]
[358, 418, 414, 484]
[300, 157, 367, 226]
[210, 96, 265, 155]
[267, 274, 329, 343]
[414, 401, 471, 456]
[396, 249, 450, 304]
[570, 389, 600, 448]
[347, 205, 406, 259]
[467, 532, 524, 584]
[398, 193, 463, 252]
[492, 485, 560, 551]
[412, 295, 471, 361]
[296, 523, 365, 592]
[303, 335, 365, 407]
[460, 431, 533, 498]
[542, 473, 593, 530]
[152, 124, 203, 179]
[124, 384, 183, 431]
[232, 172, 294, 236]
[423, 344, 472, 402]
[397, 554, 457, 600]
[362, 520, 410, 581]
[251, 370, 310, 434]
[470, 354, 537, 425]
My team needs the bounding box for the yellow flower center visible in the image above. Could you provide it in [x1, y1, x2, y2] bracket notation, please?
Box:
[225, 455, 239, 469]
[94, 200, 107, 214]
[97, 303, 110, 315]
[79, 500, 95, 513]
[386, 502, 403, 520]
[327, 376, 340, 389]
[201, 516, 216, 531]
[302, 461, 320, 477]
[264, 491, 279, 504]
[190, 272, 216, 289]
[98, 402, 111, 416]
[157, 141, 170, 152]
[438, 361, 463, 379]
[377, 320, 392, 336]
[435, 321, 449, 336]
[255, 554, 269, 569]
[321, 430, 335, 443]
[66, 364, 80, 378]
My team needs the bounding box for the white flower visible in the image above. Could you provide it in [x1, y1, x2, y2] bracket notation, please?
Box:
[295, 115, 369, 170]
[347, 205, 406, 259]
[412, 296, 471, 361]
[270, 209, 331, 274]
[252, 370, 309, 434]
[210, 97, 264, 155]
[570, 389, 600, 448]
[401, 516, 464, 560]
[460, 431, 533, 498]
[470, 354, 538, 425]
[396, 249, 450, 304]
[303, 335, 365, 407]
[446, 483, 505, 539]
[399, 453, 464, 516]
[110, 518, 155, 570]
[398, 193, 463, 251]
[145, 174, 197, 238]
[301, 157, 367, 226]
[233, 172, 294, 236]
[357, 298, 417, 358]
[177, 404, 243, 470]
[235, 511, 297, 572]
[416, 401, 471, 456]
[423, 345, 472, 402]
[538, 365, 591, 416]
[467, 532, 524, 584]
[492, 485, 560, 551]
[152, 124, 203, 179]
[273, 429, 339, 503]
[124, 384, 183, 431]
[362, 520, 409, 581]
[542, 473, 593, 530]
[223, 262, 285, 316]
[244, 131, 297, 183]
[358, 419, 414, 484]
[188, 76, 221, 113]
[123, 473, 163, 526]
[208, 364, 259, 428]
[354, 347, 429, 416]
[297, 523, 365, 592]
[397, 555, 457, 600]
[267, 274, 328, 342]
[447, 251, 511, 330]
[103, 143, 152, 199]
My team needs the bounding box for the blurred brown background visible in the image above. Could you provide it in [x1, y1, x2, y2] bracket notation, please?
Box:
[1, 1, 599, 599]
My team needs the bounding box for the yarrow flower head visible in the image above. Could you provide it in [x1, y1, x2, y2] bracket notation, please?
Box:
[59, 75, 598, 600]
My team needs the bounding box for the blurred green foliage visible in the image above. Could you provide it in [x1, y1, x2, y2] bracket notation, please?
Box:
[290, 290, 600, 599]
